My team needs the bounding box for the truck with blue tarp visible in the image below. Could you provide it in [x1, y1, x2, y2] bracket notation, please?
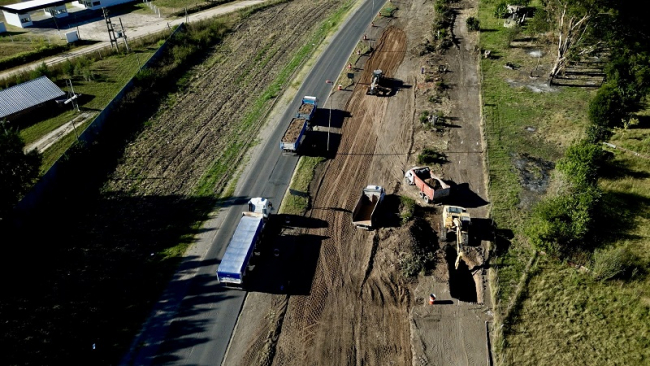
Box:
[280, 96, 318, 154]
[216, 197, 273, 288]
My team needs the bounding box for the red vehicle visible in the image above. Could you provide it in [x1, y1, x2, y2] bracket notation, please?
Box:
[404, 167, 450, 203]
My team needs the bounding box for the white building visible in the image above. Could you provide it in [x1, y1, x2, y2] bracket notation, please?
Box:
[0, 0, 135, 28]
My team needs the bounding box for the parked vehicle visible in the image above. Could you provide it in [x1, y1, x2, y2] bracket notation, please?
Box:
[404, 167, 450, 203]
[216, 197, 273, 288]
[280, 96, 318, 154]
[352, 185, 385, 230]
[280, 117, 309, 154]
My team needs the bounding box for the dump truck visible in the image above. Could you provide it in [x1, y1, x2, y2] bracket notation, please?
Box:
[280, 117, 309, 154]
[280, 96, 318, 154]
[440, 205, 471, 269]
[296, 96, 318, 120]
[216, 197, 273, 288]
[404, 167, 451, 203]
[352, 185, 385, 230]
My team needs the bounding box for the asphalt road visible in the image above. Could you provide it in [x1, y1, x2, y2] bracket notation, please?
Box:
[120, 1, 385, 365]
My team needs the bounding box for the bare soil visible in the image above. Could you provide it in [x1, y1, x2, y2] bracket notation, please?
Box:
[226, 0, 492, 365]
[104, 0, 346, 197]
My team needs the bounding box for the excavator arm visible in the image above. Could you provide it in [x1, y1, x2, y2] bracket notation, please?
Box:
[454, 217, 464, 270]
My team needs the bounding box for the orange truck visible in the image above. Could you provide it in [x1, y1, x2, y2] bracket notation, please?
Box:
[404, 167, 450, 203]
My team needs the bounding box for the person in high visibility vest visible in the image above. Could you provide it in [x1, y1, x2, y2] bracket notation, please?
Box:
[429, 293, 436, 305]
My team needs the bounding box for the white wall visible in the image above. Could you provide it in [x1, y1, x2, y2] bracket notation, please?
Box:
[44, 5, 68, 18]
[2, 11, 32, 28]
[88, 0, 135, 10]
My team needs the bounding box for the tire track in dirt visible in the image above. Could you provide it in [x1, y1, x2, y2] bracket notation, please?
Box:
[105, 1, 345, 197]
[271, 26, 410, 366]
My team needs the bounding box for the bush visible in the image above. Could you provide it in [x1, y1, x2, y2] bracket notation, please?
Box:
[419, 110, 430, 123]
[399, 196, 416, 224]
[417, 147, 446, 165]
[556, 140, 605, 187]
[525, 185, 601, 254]
[592, 246, 641, 281]
[494, 1, 508, 18]
[528, 8, 550, 34]
[588, 82, 626, 129]
[466, 17, 480, 31]
[504, 24, 521, 47]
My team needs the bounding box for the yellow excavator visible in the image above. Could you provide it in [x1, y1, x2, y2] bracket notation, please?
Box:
[441, 205, 471, 269]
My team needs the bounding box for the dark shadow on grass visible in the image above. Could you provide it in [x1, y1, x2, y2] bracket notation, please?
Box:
[592, 190, 650, 246]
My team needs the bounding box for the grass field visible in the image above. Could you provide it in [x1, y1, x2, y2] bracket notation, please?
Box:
[479, 0, 594, 303]
[18, 48, 156, 172]
[478, 0, 650, 364]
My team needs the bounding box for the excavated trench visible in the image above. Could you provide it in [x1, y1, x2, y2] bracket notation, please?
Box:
[445, 245, 477, 303]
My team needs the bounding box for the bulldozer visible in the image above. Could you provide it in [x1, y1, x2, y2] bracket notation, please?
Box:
[366, 69, 390, 96]
[440, 205, 471, 269]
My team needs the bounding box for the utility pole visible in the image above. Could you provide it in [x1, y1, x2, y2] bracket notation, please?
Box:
[65, 79, 80, 140]
[325, 80, 335, 152]
[119, 18, 130, 52]
[103, 8, 119, 51]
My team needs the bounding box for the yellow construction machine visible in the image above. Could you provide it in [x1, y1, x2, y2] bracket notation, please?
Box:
[366, 69, 390, 96]
[441, 205, 471, 269]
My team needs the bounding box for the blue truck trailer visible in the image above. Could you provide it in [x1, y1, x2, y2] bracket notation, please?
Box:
[280, 96, 318, 154]
[216, 198, 272, 288]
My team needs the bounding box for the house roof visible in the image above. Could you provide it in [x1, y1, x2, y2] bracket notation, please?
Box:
[0, 0, 68, 13]
[0, 76, 65, 119]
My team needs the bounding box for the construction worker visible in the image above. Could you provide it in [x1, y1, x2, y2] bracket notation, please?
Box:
[429, 293, 436, 305]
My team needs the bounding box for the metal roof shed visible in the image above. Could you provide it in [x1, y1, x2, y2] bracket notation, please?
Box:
[0, 76, 65, 121]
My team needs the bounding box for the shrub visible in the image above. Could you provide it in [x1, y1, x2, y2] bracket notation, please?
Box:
[525, 185, 601, 254]
[504, 24, 521, 47]
[494, 1, 508, 19]
[466, 17, 480, 31]
[528, 8, 550, 33]
[419, 110, 430, 123]
[417, 147, 446, 165]
[592, 246, 641, 281]
[399, 196, 416, 224]
[556, 140, 605, 187]
[588, 82, 626, 129]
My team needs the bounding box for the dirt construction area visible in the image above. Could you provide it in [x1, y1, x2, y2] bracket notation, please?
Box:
[225, 0, 492, 365]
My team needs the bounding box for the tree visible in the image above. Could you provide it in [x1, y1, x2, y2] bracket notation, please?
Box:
[0, 123, 42, 219]
[548, 0, 603, 79]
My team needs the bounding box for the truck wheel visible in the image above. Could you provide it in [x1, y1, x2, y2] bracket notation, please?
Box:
[424, 196, 430, 204]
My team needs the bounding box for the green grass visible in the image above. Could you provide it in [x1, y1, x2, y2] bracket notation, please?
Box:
[502, 256, 650, 365]
[479, 0, 593, 302]
[279, 156, 325, 215]
[479, 1, 650, 364]
[18, 49, 155, 172]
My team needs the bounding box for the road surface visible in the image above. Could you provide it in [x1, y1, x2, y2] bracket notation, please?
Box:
[120, 1, 387, 365]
